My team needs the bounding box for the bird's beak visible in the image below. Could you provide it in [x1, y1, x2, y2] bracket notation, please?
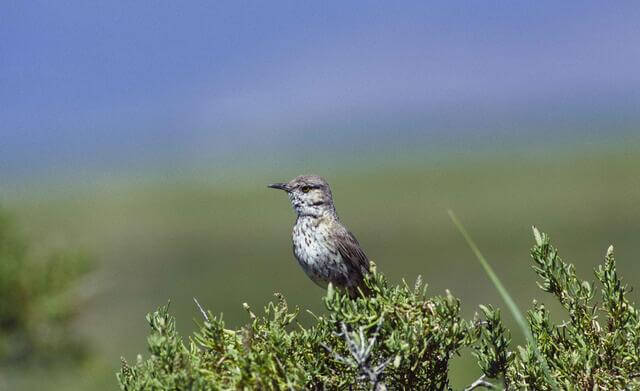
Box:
[268, 182, 290, 192]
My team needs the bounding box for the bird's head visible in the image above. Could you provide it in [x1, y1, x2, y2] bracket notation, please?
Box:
[268, 175, 336, 217]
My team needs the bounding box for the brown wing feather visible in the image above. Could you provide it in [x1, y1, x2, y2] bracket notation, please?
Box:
[332, 226, 371, 297]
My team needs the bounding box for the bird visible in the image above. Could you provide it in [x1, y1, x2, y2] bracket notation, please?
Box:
[268, 175, 371, 298]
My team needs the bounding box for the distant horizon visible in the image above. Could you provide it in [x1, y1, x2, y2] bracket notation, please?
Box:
[4, 134, 639, 204]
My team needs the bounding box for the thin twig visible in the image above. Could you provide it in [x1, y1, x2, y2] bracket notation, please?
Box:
[464, 375, 495, 391]
[193, 297, 210, 322]
[322, 318, 389, 391]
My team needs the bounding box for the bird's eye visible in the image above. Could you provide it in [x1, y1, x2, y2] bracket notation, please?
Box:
[301, 186, 311, 193]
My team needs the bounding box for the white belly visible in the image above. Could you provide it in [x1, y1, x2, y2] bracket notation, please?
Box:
[291, 218, 349, 288]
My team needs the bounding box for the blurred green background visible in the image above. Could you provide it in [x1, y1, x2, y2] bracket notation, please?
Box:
[2, 1, 640, 389]
[3, 142, 640, 389]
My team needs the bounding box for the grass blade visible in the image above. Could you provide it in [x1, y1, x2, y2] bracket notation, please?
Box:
[448, 210, 558, 390]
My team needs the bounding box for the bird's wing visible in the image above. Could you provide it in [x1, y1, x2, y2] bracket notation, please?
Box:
[333, 226, 370, 277]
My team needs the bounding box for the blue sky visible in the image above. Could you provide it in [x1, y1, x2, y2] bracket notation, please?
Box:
[2, 1, 639, 180]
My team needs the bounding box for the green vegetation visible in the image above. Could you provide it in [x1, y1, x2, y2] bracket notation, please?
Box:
[0, 207, 91, 364]
[518, 230, 640, 389]
[118, 229, 640, 389]
[119, 265, 473, 390]
[3, 146, 639, 389]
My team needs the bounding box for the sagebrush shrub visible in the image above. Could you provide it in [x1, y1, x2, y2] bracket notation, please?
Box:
[119, 229, 640, 390]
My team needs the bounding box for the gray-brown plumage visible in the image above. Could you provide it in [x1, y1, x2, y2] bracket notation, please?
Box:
[268, 175, 370, 298]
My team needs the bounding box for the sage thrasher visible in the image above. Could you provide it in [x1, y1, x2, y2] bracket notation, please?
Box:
[268, 175, 371, 298]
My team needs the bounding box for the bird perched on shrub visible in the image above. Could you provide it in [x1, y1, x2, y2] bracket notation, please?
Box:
[268, 175, 370, 298]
